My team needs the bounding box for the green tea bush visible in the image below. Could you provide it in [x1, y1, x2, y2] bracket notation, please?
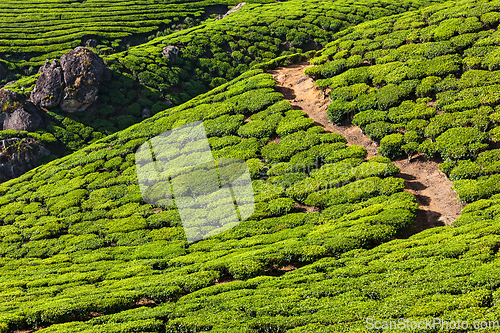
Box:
[449, 160, 484, 181]
[267, 198, 295, 216]
[276, 117, 315, 137]
[435, 127, 489, 160]
[305, 177, 404, 208]
[379, 133, 404, 159]
[364, 121, 396, 141]
[352, 109, 388, 128]
[387, 101, 436, 123]
[205, 114, 245, 137]
[238, 115, 282, 138]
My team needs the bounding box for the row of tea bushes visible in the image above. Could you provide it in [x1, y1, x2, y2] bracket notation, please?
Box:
[306, 0, 500, 202]
[0, 68, 418, 331]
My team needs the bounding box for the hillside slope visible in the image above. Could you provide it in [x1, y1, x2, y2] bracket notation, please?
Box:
[306, 0, 500, 204]
[0, 0, 441, 181]
[271, 62, 463, 231]
[5, 0, 500, 331]
[0, 0, 272, 80]
[0, 69, 417, 332]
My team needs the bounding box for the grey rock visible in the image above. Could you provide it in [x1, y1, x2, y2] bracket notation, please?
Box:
[0, 138, 50, 183]
[59, 47, 111, 113]
[3, 107, 44, 132]
[162, 45, 180, 64]
[38, 59, 49, 74]
[0, 89, 45, 132]
[31, 59, 64, 108]
[30, 47, 111, 113]
[0, 89, 22, 105]
[141, 108, 152, 118]
[164, 99, 174, 108]
[85, 39, 98, 48]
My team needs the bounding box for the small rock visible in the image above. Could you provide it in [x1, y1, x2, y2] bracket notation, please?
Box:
[164, 99, 174, 108]
[141, 108, 151, 118]
[85, 39, 98, 48]
[0, 89, 22, 106]
[0, 90, 44, 132]
[296, 76, 308, 84]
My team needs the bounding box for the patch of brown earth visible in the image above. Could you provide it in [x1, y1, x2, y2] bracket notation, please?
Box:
[215, 279, 243, 285]
[294, 202, 320, 213]
[270, 62, 464, 233]
[135, 298, 156, 306]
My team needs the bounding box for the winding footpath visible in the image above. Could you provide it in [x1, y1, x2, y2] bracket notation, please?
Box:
[270, 63, 463, 235]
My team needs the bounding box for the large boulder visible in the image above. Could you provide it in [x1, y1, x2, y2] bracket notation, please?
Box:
[60, 47, 112, 113]
[31, 59, 64, 108]
[0, 138, 50, 183]
[0, 89, 44, 132]
[31, 47, 111, 113]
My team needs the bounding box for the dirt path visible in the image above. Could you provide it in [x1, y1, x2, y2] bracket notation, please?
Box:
[270, 62, 463, 234]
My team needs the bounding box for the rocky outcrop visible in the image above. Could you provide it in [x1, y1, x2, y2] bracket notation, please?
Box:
[59, 47, 112, 112]
[0, 138, 50, 183]
[31, 47, 111, 113]
[162, 45, 180, 64]
[31, 59, 64, 108]
[0, 89, 44, 132]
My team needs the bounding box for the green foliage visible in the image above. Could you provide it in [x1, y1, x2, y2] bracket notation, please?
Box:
[435, 127, 489, 160]
[364, 121, 396, 141]
[379, 133, 404, 159]
[238, 115, 281, 138]
[305, 177, 405, 208]
[449, 160, 484, 181]
[8, 1, 500, 332]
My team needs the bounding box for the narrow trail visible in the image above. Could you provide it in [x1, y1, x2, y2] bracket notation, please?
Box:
[270, 62, 463, 235]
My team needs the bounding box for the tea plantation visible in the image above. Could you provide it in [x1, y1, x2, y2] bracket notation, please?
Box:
[3, 0, 500, 331]
[307, 0, 500, 204]
[0, 69, 419, 332]
[2, 0, 437, 159]
[0, 0, 275, 77]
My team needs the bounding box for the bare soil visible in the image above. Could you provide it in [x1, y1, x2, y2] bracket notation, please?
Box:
[270, 63, 464, 235]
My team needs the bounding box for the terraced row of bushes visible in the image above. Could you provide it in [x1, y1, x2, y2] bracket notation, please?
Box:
[103, 204, 500, 332]
[103, 0, 438, 106]
[0, 0, 280, 79]
[0, 69, 417, 332]
[2, 0, 438, 160]
[306, 0, 500, 202]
